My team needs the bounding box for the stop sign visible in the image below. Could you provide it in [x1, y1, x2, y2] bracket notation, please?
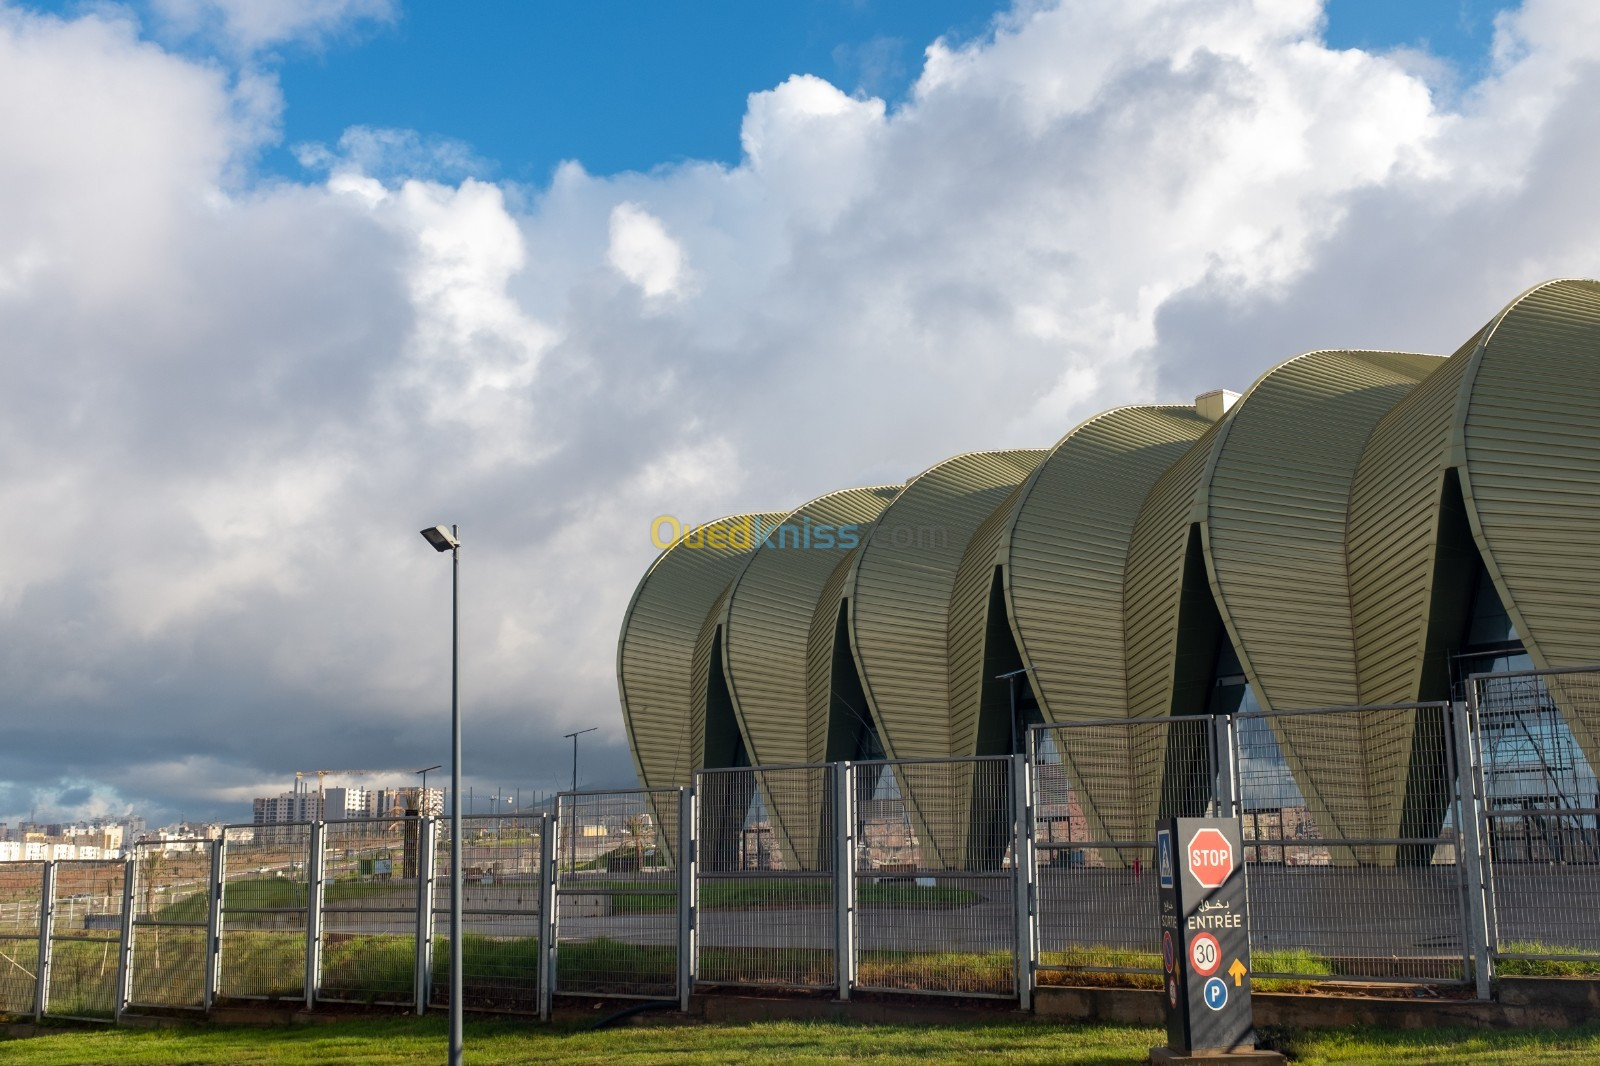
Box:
[1186, 827, 1234, 889]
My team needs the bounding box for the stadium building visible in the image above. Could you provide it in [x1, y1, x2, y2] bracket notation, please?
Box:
[618, 279, 1600, 845]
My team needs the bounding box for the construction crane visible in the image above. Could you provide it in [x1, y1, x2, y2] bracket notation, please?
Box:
[292, 768, 397, 802]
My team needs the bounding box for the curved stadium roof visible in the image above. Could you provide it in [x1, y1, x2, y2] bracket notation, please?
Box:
[619, 280, 1600, 807]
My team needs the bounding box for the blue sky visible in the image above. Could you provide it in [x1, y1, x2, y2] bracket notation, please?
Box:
[28, 0, 1512, 182]
[281, 0, 1508, 180]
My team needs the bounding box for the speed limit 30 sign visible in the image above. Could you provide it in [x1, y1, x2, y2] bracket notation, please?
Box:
[1188, 931, 1221, 976]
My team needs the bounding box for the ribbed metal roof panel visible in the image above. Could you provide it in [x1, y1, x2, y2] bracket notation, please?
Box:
[616, 512, 783, 787]
[1124, 421, 1229, 721]
[721, 487, 901, 767]
[1204, 350, 1441, 846]
[1206, 350, 1441, 710]
[849, 450, 1045, 759]
[1007, 405, 1213, 723]
[1347, 343, 1477, 706]
[1463, 279, 1600, 763]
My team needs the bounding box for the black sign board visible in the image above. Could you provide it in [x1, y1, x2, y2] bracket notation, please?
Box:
[1157, 817, 1256, 1055]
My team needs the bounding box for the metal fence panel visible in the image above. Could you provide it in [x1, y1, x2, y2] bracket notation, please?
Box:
[553, 789, 680, 999]
[44, 860, 127, 1019]
[1235, 704, 1466, 983]
[0, 862, 43, 1014]
[217, 824, 310, 1001]
[694, 765, 835, 991]
[317, 817, 420, 1006]
[127, 844, 210, 1010]
[430, 814, 545, 1014]
[851, 757, 1017, 998]
[1032, 717, 1216, 978]
[1472, 667, 1600, 964]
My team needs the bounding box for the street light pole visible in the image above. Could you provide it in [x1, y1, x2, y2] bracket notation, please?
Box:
[417, 765, 442, 815]
[420, 524, 463, 1066]
[565, 727, 597, 794]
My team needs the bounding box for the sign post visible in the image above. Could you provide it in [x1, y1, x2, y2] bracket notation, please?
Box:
[1153, 817, 1283, 1065]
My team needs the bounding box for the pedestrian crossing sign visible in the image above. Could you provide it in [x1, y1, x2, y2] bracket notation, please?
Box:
[1157, 829, 1174, 888]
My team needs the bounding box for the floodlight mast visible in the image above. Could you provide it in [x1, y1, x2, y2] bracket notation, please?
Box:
[420, 523, 463, 1066]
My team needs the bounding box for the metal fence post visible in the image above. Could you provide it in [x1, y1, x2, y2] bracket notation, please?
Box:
[833, 761, 855, 1001]
[1212, 713, 1239, 818]
[1452, 699, 1493, 999]
[114, 858, 136, 1019]
[414, 815, 438, 1013]
[676, 786, 696, 1013]
[536, 811, 555, 1021]
[35, 860, 54, 1021]
[304, 821, 326, 1010]
[1009, 752, 1036, 1010]
[203, 837, 223, 1010]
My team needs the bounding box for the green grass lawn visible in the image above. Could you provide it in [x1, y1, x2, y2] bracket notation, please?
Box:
[3, 1018, 1600, 1065]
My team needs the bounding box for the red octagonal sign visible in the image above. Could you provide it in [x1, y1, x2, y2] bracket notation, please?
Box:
[1186, 827, 1234, 890]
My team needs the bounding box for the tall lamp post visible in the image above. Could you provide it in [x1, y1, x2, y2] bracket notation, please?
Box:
[564, 727, 597, 794]
[420, 523, 463, 1066]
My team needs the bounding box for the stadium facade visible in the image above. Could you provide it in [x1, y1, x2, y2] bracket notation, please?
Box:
[618, 279, 1600, 823]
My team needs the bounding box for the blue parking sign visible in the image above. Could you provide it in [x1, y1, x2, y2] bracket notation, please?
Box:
[1203, 977, 1228, 1011]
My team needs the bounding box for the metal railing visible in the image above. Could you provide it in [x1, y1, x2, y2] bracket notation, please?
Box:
[1234, 703, 1467, 984]
[851, 756, 1023, 1000]
[0, 664, 1597, 1021]
[552, 788, 684, 1003]
[430, 814, 546, 1015]
[1469, 667, 1600, 978]
[126, 842, 210, 1011]
[695, 764, 837, 992]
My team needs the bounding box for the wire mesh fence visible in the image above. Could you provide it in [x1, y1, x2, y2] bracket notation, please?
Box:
[44, 860, 127, 1019]
[852, 757, 1017, 998]
[1472, 667, 1600, 964]
[430, 813, 546, 1013]
[0, 862, 43, 1015]
[695, 765, 836, 990]
[127, 842, 211, 1010]
[6, 666, 1600, 1021]
[318, 817, 420, 1006]
[217, 823, 310, 1001]
[1234, 704, 1467, 983]
[553, 789, 680, 999]
[1032, 717, 1218, 979]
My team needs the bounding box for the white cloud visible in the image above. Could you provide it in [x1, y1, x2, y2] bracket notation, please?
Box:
[2, 0, 1600, 823]
[607, 202, 690, 299]
[150, 0, 396, 53]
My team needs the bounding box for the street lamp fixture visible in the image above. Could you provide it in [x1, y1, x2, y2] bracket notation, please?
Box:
[996, 665, 1037, 757]
[420, 523, 463, 1066]
[564, 727, 598, 794]
[416, 765, 442, 815]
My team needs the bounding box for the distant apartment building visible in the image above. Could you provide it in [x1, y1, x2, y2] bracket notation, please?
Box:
[253, 791, 323, 826]
[373, 787, 444, 818]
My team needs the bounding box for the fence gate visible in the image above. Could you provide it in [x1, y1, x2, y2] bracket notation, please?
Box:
[1470, 667, 1600, 970]
[42, 860, 127, 1020]
[317, 817, 421, 1007]
[430, 813, 546, 1014]
[553, 788, 684, 1000]
[1031, 716, 1220, 979]
[850, 756, 1019, 998]
[694, 764, 837, 991]
[217, 823, 312, 1002]
[1233, 704, 1467, 984]
[127, 843, 212, 1010]
[0, 862, 43, 1015]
